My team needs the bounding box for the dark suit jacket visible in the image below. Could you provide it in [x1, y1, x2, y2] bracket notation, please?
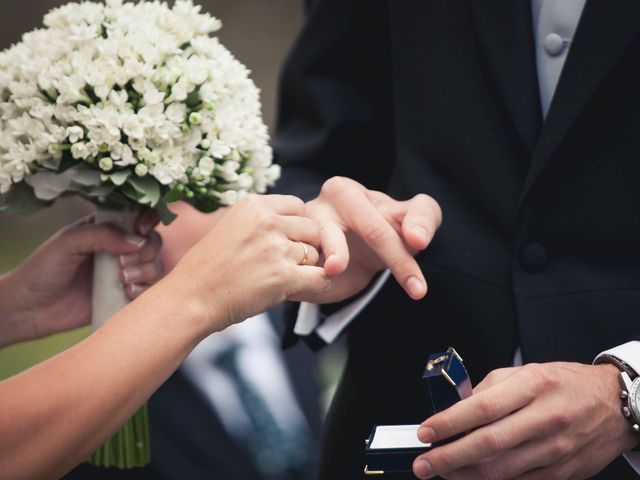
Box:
[274, 0, 640, 478]
[65, 313, 323, 480]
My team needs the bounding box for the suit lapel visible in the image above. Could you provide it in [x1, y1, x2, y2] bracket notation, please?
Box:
[467, 0, 542, 154]
[521, 0, 640, 199]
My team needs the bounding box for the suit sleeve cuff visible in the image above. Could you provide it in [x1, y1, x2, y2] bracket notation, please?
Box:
[292, 270, 391, 348]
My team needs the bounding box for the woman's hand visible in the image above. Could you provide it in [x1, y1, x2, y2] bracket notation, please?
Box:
[167, 194, 331, 334]
[0, 210, 164, 347]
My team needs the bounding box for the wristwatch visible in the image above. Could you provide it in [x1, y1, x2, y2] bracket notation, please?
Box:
[596, 354, 640, 434]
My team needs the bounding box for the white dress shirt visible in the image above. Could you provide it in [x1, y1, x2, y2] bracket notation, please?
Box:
[293, 0, 640, 472]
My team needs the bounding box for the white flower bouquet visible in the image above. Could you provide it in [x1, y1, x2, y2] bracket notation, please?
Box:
[0, 0, 279, 468]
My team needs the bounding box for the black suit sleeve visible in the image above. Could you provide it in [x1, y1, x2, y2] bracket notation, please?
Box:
[272, 0, 397, 200]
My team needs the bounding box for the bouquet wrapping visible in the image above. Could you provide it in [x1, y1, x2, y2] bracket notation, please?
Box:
[0, 0, 280, 468]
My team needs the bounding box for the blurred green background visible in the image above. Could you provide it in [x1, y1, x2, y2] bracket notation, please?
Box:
[0, 0, 305, 380]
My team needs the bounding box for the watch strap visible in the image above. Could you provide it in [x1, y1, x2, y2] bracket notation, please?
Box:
[595, 354, 639, 380]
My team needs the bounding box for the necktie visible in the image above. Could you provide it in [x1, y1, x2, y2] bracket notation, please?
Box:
[216, 343, 312, 479]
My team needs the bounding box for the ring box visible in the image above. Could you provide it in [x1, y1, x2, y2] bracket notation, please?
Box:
[364, 347, 472, 475]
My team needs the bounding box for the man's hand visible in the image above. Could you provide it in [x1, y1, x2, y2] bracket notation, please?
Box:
[413, 362, 639, 480]
[299, 176, 442, 304]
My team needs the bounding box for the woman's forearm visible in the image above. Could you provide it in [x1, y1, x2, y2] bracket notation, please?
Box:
[0, 271, 211, 479]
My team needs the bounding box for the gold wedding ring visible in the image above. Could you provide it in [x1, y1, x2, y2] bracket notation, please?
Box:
[298, 242, 309, 266]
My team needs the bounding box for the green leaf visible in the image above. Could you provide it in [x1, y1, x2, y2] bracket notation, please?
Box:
[57, 152, 81, 173]
[102, 169, 131, 187]
[186, 90, 201, 109]
[126, 176, 161, 207]
[193, 196, 221, 214]
[156, 202, 178, 225]
[161, 185, 184, 204]
[120, 183, 144, 204]
[0, 182, 50, 216]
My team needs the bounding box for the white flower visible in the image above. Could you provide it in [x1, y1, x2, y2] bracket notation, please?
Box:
[165, 103, 186, 124]
[71, 142, 90, 159]
[99, 157, 114, 171]
[217, 160, 240, 182]
[0, 0, 275, 214]
[217, 189, 238, 206]
[198, 156, 214, 176]
[135, 163, 149, 177]
[209, 140, 232, 159]
[234, 173, 253, 190]
[66, 126, 84, 143]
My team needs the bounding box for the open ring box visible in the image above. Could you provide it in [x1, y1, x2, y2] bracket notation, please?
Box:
[364, 347, 472, 476]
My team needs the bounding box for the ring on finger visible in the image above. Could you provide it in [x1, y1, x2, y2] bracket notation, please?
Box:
[298, 241, 309, 266]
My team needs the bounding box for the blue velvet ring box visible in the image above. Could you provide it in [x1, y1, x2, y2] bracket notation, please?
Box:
[364, 347, 472, 476]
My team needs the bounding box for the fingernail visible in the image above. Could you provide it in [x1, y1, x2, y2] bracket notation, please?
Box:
[128, 284, 146, 298]
[418, 426, 436, 443]
[414, 226, 430, 245]
[123, 266, 143, 283]
[120, 253, 140, 267]
[126, 235, 146, 249]
[413, 458, 432, 479]
[406, 276, 425, 298]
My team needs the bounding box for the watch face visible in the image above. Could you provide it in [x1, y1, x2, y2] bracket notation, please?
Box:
[630, 379, 640, 420]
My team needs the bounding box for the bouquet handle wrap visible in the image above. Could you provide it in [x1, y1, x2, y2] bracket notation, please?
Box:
[88, 207, 151, 469]
[91, 209, 137, 329]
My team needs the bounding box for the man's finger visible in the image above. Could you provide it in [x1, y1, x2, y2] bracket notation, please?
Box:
[260, 194, 306, 216]
[418, 371, 537, 443]
[473, 367, 520, 394]
[438, 436, 575, 480]
[318, 220, 350, 276]
[414, 401, 561, 477]
[399, 194, 442, 251]
[287, 266, 332, 300]
[334, 188, 426, 299]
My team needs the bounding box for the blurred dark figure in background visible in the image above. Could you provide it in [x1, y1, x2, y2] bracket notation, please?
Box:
[144, 309, 322, 480]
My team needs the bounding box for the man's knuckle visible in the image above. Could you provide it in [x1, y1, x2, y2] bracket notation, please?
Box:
[525, 364, 558, 393]
[478, 395, 501, 419]
[362, 220, 391, 246]
[548, 410, 573, 430]
[552, 436, 574, 458]
[483, 427, 507, 452]
[389, 255, 414, 274]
